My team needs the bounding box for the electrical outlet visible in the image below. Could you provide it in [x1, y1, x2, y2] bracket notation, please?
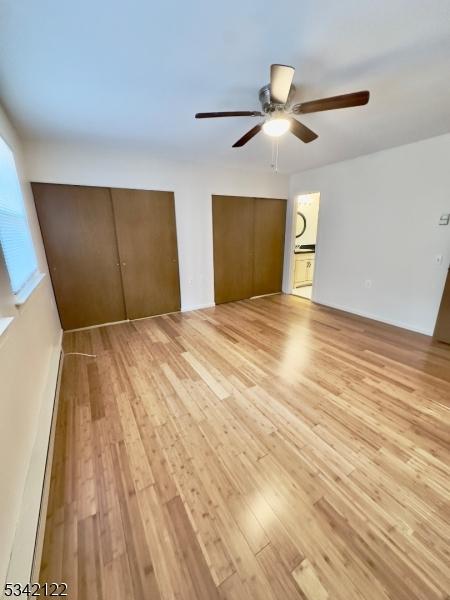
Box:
[364, 279, 372, 289]
[435, 255, 443, 265]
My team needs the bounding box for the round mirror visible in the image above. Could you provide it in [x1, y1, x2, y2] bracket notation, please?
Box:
[296, 211, 306, 238]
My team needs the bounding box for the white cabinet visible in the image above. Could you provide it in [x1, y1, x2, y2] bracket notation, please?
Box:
[306, 257, 315, 282]
[294, 258, 308, 285]
[294, 253, 315, 287]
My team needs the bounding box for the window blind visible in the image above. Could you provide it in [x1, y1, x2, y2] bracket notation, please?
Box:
[0, 136, 38, 295]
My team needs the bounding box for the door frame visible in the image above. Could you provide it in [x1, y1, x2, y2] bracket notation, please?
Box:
[284, 191, 322, 302]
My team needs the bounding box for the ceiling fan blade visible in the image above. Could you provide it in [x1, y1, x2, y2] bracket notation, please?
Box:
[292, 91, 370, 114]
[270, 64, 295, 104]
[195, 111, 263, 118]
[289, 118, 318, 143]
[232, 123, 263, 147]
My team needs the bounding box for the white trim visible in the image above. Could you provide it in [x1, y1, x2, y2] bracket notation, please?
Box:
[31, 340, 64, 581]
[181, 302, 215, 312]
[6, 330, 63, 586]
[131, 308, 183, 322]
[14, 272, 45, 307]
[65, 303, 217, 333]
[250, 292, 281, 299]
[0, 316, 14, 337]
[65, 318, 130, 333]
[315, 298, 431, 336]
[284, 194, 297, 293]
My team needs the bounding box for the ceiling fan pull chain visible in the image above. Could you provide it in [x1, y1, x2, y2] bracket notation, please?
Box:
[270, 138, 280, 173]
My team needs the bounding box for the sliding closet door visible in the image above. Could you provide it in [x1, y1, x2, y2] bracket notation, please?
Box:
[212, 195, 254, 304]
[111, 188, 181, 319]
[434, 268, 450, 344]
[32, 183, 126, 330]
[253, 197, 286, 296]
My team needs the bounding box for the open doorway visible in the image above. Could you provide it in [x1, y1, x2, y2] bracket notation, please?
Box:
[290, 192, 320, 301]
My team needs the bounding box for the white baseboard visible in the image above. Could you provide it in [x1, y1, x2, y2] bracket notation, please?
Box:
[181, 302, 215, 313]
[315, 298, 431, 336]
[65, 318, 129, 332]
[5, 329, 63, 587]
[250, 292, 281, 299]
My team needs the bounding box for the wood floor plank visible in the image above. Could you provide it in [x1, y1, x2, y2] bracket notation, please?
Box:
[256, 543, 305, 600]
[77, 515, 103, 600]
[111, 441, 162, 600]
[40, 295, 450, 599]
[136, 486, 193, 600]
[165, 495, 222, 599]
[292, 558, 330, 600]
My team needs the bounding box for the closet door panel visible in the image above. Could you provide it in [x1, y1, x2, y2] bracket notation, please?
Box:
[32, 183, 126, 330]
[253, 197, 286, 296]
[212, 195, 254, 304]
[111, 188, 181, 319]
[434, 268, 450, 344]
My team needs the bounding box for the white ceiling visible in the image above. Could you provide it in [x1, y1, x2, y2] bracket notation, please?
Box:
[1, 0, 450, 173]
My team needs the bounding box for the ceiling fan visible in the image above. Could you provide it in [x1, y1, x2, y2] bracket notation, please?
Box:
[195, 64, 370, 148]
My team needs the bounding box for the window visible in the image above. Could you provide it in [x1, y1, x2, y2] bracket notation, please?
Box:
[0, 136, 38, 298]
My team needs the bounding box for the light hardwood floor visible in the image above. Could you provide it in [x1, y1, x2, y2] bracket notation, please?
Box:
[40, 295, 450, 600]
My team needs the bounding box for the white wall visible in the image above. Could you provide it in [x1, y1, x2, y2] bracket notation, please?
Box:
[0, 107, 61, 589]
[24, 141, 289, 312]
[284, 133, 450, 335]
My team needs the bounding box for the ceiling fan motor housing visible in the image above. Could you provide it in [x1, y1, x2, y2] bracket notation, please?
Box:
[259, 84, 296, 113]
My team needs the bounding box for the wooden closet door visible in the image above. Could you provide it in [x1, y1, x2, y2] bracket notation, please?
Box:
[253, 197, 286, 296]
[111, 188, 181, 319]
[434, 268, 450, 344]
[32, 183, 126, 330]
[212, 195, 254, 304]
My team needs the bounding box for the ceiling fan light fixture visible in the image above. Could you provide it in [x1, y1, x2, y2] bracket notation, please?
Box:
[262, 116, 290, 137]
